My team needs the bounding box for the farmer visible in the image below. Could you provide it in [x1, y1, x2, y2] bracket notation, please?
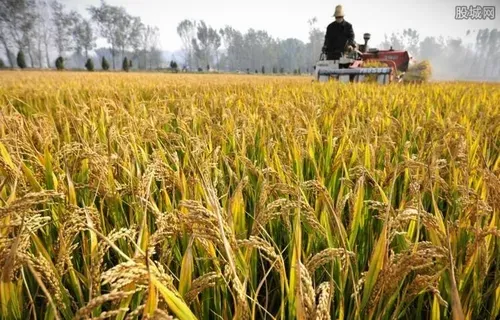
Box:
[322, 5, 357, 60]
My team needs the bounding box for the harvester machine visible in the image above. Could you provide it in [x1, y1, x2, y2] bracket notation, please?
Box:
[313, 33, 414, 84]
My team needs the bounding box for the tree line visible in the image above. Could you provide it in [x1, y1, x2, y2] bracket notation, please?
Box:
[380, 28, 500, 80]
[177, 17, 325, 74]
[1, 0, 499, 79]
[179, 19, 499, 79]
[0, 0, 163, 71]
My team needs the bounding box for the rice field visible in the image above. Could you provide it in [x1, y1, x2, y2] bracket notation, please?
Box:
[0, 71, 499, 320]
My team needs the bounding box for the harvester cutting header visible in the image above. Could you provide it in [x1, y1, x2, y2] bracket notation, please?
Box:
[314, 5, 431, 84]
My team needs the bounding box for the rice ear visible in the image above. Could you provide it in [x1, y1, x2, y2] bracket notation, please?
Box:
[403, 60, 432, 83]
[178, 237, 194, 297]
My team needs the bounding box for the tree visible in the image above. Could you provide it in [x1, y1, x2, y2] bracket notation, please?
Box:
[0, 0, 37, 67]
[101, 56, 109, 70]
[257, 30, 276, 73]
[207, 25, 314, 73]
[473, 29, 494, 78]
[17, 50, 26, 68]
[192, 38, 203, 69]
[307, 17, 325, 69]
[195, 21, 211, 67]
[208, 27, 221, 69]
[486, 29, 500, 78]
[34, 0, 52, 68]
[220, 26, 244, 71]
[139, 25, 159, 70]
[0, 16, 14, 67]
[55, 56, 63, 69]
[419, 36, 444, 60]
[380, 32, 405, 50]
[278, 38, 306, 73]
[170, 60, 179, 73]
[51, 0, 75, 57]
[23, 0, 42, 68]
[0, 58, 5, 68]
[88, 0, 130, 70]
[177, 19, 196, 68]
[261, 65, 265, 74]
[127, 16, 144, 62]
[401, 28, 420, 56]
[85, 58, 94, 71]
[243, 29, 259, 71]
[115, 17, 131, 62]
[114, 15, 141, 64]
[72, 14, 96, 59]
[149, 47, 163, 70]
[380, 29, 420, 57]
[23, 5, 38, 67]
[88, 2, 143, 70]
[0, 24, 14, 67]
[122, 56, 129, 71]
[147, 34, 163, 70]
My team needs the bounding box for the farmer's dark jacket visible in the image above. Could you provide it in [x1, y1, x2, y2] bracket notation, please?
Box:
[323, 20, 356, 58]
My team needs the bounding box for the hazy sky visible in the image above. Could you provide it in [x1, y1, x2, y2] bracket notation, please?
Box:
[61, 0, 499, 51]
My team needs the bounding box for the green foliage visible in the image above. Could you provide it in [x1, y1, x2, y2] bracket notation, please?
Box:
[0, 59, 5, 69]
[17, 51, 27, 69]
[85, 59, 94, 72]
[101, 57, 110, 71]
[122, 57, 129, 72]
[55, 57, 64, 70]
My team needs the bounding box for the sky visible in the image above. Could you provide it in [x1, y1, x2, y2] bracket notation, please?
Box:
[61, 0, 500, 51]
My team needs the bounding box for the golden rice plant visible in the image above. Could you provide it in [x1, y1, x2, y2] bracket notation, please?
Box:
[0, 71, 498, 320]
[403, 60, 432, 83]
